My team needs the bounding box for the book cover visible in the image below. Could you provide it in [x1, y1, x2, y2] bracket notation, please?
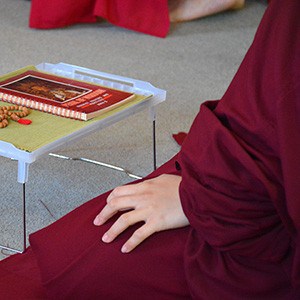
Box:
[0, 67, 136, 121]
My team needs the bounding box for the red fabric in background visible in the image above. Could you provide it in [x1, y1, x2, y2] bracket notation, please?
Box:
[29, 0, 170, 37]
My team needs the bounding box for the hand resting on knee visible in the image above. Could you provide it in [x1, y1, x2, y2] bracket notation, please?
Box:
[93, 174, 189, 253]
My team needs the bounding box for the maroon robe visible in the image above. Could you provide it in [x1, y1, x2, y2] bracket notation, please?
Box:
[0, 0, 299, 298]
[177, 0, 300, 297]
[29, 0, 170, 38]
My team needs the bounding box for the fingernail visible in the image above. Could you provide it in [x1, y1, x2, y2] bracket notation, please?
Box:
[102, 233, 109, 242]
[93, 217, 102, 226]
[121, 245, 128, 253]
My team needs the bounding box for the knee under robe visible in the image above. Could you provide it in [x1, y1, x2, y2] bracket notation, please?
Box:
[0, 158, 190, 299]
[28, 1, 271, 38]
[0, 0, 299, 298]
[29, 0, 170, 38]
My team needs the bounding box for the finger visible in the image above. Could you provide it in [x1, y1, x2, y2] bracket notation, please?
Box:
[93, 207, 118, 226]
[121, 224, 156, 253]
[93, 195, 138, 226]
[106, 181, 150, 203]
[101, 209, 145, 243]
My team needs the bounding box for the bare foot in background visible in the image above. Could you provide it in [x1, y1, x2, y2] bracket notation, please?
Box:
[169, 0, 245, 22]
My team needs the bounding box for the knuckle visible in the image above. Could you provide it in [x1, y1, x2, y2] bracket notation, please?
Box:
[134, 228, 144, 240]
[110, 185, 132, 199]
[119, 213, 130, 225]
[110, 186, 122, 197]
[147, 217, 160, 229]
[113, 186, 123, 193]
[107, 198, 118, 209]
[143, 180, 154, 189]
[133, 230, 144, 240]
[134, 226, 149, 240]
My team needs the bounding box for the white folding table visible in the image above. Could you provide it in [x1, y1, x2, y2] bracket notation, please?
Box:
[0, 62, 166, 253]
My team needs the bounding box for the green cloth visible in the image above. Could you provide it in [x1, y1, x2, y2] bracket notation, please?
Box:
[0, 94, 147, 152]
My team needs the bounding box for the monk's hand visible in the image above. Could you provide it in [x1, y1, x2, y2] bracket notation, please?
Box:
[93, 174, 189, 253]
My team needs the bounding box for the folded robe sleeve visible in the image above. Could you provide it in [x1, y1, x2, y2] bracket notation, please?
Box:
[178, 0, 300, 298]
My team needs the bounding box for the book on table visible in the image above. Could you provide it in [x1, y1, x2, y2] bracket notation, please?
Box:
[0, 67, 136, 121]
